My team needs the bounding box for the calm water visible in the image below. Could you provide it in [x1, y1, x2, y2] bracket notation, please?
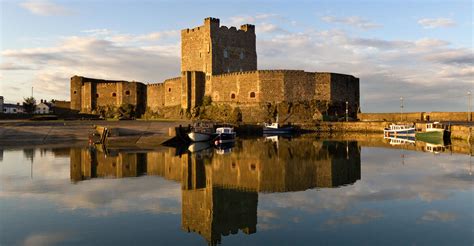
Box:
[0, 137, 472, 245]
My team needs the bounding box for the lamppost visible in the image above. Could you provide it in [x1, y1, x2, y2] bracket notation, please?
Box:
[345, 101, 349, 122]
[400, 96, 404, 122]
[468, 91, 472, 122]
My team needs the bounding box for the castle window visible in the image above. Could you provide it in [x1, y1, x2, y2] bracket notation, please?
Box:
[240, 51, 244, 60]
[168, 88, 171, 92]
[231, 93, 236, 99]
[125, 90, 130, 96]
[73, 90, 77, 94]
[224, 49, 228, 58]
[250, 92, 256, 98]
[250, 163, 256, 171]
[112, 92, 116, 97]
[96, 93, 99, 98]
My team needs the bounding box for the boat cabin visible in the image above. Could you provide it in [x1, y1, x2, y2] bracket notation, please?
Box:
[216, 127, 234, 134]
[425, 122, 447, 132]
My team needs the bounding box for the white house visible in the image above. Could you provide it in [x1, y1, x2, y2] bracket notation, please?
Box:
[3, 103, 24, 114]
[35, 102, 50, 114]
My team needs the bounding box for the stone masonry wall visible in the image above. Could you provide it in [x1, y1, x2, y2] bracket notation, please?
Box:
[181, 17, 257, 76]
[163, 77, 182, 107]
[147, 83, 165, 112]
[358, 112, 474, 122]
[70, 76, 146, 114]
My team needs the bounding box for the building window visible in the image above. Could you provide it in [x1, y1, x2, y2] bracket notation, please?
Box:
[231, 93, 236, 99]
[240, 51, 244, 60]
[168, 88, 171, 92]
[125, 90, 130, 96]
[96, 93, 99, 98]
[112, 92, 117, 97]
[73, 90, 77, 94]
[250, 92, 256, 98]
[224, 49, 228, 58]
[250, 163, 256, 171]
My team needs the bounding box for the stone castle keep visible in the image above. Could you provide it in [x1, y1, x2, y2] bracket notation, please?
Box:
[71, 17, 360, 121]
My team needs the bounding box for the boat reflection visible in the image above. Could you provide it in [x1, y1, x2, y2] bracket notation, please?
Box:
[70, 138, 361, 245]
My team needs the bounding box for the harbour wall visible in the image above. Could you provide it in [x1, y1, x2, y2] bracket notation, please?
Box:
[358, 112, 473, 122]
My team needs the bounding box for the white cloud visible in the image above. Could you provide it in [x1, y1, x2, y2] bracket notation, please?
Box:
[20, 0, 72, 16]
[321, 15, 382, 29]
[22, 232, 71, 246]
[417, 18, 456, 29]
[1, 30, 181, 101]
[420, 210, 457, 222]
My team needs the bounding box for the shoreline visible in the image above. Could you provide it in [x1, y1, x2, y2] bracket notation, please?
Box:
[0, 120, 472, 147]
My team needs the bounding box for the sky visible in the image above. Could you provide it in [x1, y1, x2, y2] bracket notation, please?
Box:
[0, 0, 472, 112]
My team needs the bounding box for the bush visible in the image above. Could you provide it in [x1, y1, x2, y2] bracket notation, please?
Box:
[202, 95, 212, 107]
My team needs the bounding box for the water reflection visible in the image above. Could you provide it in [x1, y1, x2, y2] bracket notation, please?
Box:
[69, 139, 361, 245]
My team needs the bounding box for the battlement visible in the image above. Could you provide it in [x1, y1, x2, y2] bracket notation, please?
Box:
[211, 70, 308, 78]
[147, 83, 164, 87]
[164, 77, 181, 82]
[204, 17, 220, 25]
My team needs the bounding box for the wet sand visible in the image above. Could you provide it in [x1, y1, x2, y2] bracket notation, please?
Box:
[0, 120, 189, 147]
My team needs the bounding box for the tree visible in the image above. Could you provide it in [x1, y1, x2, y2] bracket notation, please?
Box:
[23, 97, 36, 114]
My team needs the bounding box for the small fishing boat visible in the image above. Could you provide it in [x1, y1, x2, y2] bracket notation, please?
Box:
[188, 121, 214, 142]
[213, 127, 236, 145]
[415, 122, 450, 145]
[263, 122, 295, 134]
[383, 124, 416, 137]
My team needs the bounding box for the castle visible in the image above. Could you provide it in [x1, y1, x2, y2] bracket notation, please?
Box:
[70, 17, 360, 122]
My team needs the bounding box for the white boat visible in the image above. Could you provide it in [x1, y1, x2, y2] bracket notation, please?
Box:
[213, 127, 236, 145]
[187, 122, 214, 142]
[188, 132, 213, 142]
[383, 124, 415, 137]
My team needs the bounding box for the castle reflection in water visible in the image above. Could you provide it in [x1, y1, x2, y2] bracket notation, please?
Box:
[70, 138, 361, 245]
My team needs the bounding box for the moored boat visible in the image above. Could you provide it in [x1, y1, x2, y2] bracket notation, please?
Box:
[213, 127, 236, 145]
[415, 122, 450, 145]
[188, 121, 214, 142]
[263, 122, 295, 134]
[383, 124, 416, 137]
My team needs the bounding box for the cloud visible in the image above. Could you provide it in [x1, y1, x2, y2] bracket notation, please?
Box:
[418, 18, 456, 29]
[20, 0, 72, 16]
[321, 15, 382, 29]
[425, 49, 474, 65]
[0, 62, 37, 70]
[227, 14, 289, 34]
[420, 210, 457, 222]
[1, 31, 181, 101]
[22, 232, 72, 246]
[324, 210, 383, 226]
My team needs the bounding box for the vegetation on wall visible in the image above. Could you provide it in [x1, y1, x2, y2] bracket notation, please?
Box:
[93, 103, 137, 119]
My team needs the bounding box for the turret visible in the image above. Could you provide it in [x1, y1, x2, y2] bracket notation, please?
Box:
[240, 24, 255, 33]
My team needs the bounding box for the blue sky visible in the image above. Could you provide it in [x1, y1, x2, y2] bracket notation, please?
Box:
[1, 0, 472, 112]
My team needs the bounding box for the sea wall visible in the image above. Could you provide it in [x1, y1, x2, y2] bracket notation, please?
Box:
[358, 112, 473, 122]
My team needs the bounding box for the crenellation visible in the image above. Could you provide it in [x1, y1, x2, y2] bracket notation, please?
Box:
[71, 17, 359, 120]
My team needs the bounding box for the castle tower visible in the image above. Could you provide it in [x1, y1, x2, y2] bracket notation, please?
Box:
[181, 17, 257, 76]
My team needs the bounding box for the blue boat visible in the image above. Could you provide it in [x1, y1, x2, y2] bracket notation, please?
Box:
[383, 124, 415, 137]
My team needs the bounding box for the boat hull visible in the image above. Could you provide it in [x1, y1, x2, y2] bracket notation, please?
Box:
[213, 133, 235, 145]
[383, 128, 415, 136]
[263, 126, 295, 134]
[188, 132, 212, 142]
[415, 131, 446, 145]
